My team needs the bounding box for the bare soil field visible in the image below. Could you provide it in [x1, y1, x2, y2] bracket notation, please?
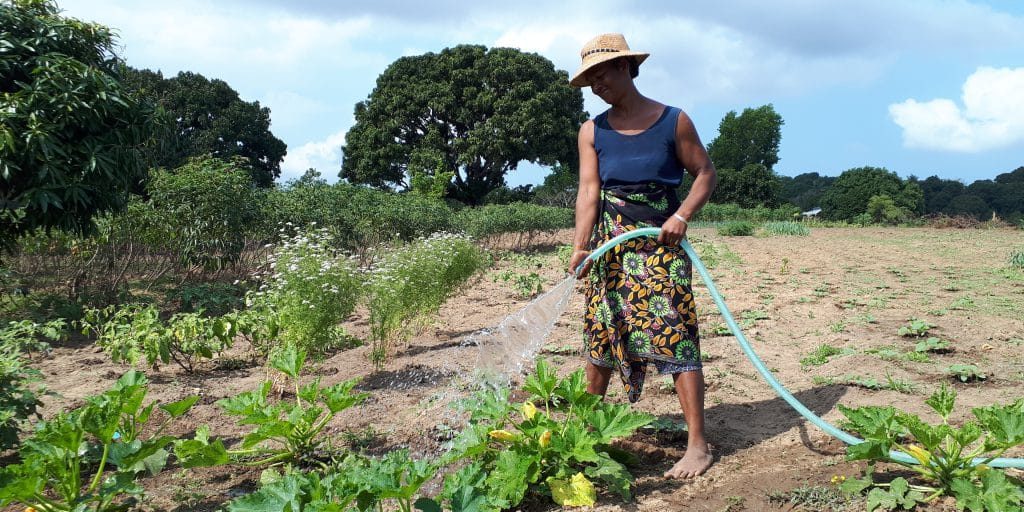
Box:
[18, 227, 1024, 511]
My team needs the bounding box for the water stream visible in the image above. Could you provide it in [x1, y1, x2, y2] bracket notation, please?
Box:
[463, 275, 577, 388]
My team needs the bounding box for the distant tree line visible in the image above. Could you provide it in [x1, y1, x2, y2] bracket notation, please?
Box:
[777, 167, 1023, 223]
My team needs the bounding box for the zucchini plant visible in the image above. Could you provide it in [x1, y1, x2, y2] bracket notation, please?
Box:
[838, 383, 1024, 511]
[445, 359, 653, 509]
[177, 344, 368, 468]
[0, 371, 197, 512]
[224, 451, 438, 512]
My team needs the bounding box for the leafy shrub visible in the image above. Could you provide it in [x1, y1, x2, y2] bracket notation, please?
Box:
[0, 371, 198, 512]
[914, 337, 951, 354]
[1010, 248, 1024, 270]
[694, 203, 800, 222]
[446, 359, 653, 508]
[898, 318, 935, 338]
[166, 282, 246, 316]
[366, 233, 487, 367]
[263, 184, 454, 251]
[865, 194, 912, 225]
[0, 319, 65, 448]
[493, 270, 544, 298]
[761, 221, 810, 236]
[0, 344, 44, 450]
[455, 202, 574, 240]
[0, 318, 66, 356]
[718, 220, 755, 236]
[79, 304, 238, 372]
[147, 157, 264, 271]
[838, 384, 1023, 510]
[246, 226, 362, 356]
[947, 364, 986, 383]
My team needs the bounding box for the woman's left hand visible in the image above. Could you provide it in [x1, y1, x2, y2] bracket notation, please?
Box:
[658, 215, 687, 246]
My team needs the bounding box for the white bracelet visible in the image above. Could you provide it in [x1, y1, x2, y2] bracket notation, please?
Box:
[672, 213, 689, 225]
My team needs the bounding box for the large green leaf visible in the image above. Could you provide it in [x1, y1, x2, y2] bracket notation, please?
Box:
[897, 413, 950, 452]
[227, 474, 305, 512]
[925, 383, 957, 420]
[159, 395, 199, 418]
[972, 399, 1024, 448]
[846, 440, 893, 462]
[320, 378, 368, 414]
[523, 359, 558, 404]
[585, 452, 633, 500]
[553, 370, 589, 406]
[950, 471, 1024, 512]
[484, 449, 536, 507]
[441, 462, 504, 512]
[588, 403, 654, 443]
[270, 344, 306, 379]
[174, 426, 230, 468]
[838, 404, 903, 443]
[218, 382, 272, 417]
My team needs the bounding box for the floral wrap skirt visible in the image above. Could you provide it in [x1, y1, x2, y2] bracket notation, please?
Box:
[584, 182, 701, 403]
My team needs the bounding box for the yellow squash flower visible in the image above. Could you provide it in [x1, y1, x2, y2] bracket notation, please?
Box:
[906, 444, 931, 465]
[522, 401, 537, 421]
[488, 429, 517, 442]
[539, 430, 552, 448]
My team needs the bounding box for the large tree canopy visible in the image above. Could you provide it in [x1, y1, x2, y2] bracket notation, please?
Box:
[711, 163, 782, 208]
[124, 68, 287, 187]
[779, 172, 836, 211]
[706, 104, 784, 172]
[1, 0, 162, 244]
[820, 166, 922, 220]
[340, 44, 586, 204]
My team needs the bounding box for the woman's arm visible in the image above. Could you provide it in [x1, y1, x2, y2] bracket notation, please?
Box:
[658, 110, 717, 245]
[569, 119, 600, 277]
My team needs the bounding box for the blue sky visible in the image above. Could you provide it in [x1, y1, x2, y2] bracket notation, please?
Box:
[60, 0, 1024, 187]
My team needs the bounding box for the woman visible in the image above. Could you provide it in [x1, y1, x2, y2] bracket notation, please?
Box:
[566, 33, 718, 480]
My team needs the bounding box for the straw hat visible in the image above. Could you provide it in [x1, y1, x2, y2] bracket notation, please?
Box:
[569, 33, 649, 87]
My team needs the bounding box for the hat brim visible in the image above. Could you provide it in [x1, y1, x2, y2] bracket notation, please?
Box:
[569, 52, 649, 87]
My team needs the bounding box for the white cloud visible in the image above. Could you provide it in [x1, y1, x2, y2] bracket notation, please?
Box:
[279, 129, 348, 182]
[889, 66, 1024, 152]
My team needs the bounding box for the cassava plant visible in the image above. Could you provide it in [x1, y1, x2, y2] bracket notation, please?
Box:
[838, 383, 1024, 511]
[79, 304, 238, 372]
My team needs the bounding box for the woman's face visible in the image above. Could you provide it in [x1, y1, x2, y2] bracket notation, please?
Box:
[584, 59, 630, 103]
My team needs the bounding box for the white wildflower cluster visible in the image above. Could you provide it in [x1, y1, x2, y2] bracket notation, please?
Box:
[365, 232, 486, 366]
[245, 223, 362, 350]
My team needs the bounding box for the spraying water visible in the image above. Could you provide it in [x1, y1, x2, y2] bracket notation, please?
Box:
[465, 275, 577, 388]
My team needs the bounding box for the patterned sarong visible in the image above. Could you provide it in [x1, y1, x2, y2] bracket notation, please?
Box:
[584, 182, 701, 403]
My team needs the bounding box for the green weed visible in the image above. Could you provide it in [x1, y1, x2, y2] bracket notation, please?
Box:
[761, 221, 810, 236]
[947, 364, 986, 383]
[801, 344, 851, 367]
[1009, 248, 1024, 270]
[898, 318, 935, 337]
[718, 221, 755, 236]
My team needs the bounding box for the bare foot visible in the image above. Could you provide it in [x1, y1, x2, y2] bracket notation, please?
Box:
[664, 444, 713, 479]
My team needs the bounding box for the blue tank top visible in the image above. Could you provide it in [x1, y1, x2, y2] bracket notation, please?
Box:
[594, 106, 684, 186]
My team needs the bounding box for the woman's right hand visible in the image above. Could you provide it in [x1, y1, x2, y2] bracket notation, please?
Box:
[568, 249, 593, 279]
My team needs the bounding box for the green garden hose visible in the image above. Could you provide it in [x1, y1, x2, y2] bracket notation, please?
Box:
[580, 227, 1024, 469]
